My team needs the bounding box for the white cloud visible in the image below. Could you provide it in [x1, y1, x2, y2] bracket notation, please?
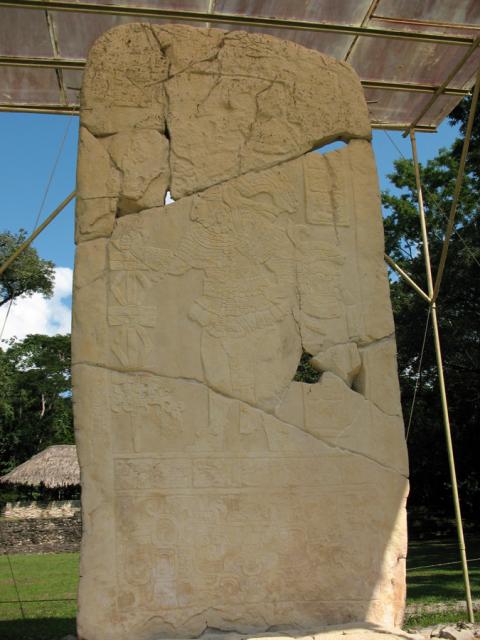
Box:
[0, 266, 73, 344]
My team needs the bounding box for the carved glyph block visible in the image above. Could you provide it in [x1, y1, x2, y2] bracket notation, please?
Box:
[73, 24, 408, 640]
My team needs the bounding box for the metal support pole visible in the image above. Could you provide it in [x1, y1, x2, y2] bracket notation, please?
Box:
[410, 130, 474, 623]
[384, 253, 431, 302]
[0, 191, 76, 277]
[1, 0, 475, 46]
[432, 67, 480, 302]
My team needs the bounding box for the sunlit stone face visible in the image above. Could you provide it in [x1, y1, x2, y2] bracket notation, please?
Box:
[73, 23, 408, 640]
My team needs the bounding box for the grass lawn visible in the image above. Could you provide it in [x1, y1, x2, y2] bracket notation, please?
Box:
[404, 535, 480, 627]
[0, 552, 78, 640]
[407, 536, 480, 602]
[0, 537, 479, 638]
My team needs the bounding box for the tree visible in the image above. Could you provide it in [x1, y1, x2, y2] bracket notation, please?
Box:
[450, 95, 480, 189]
[0, 333, 73, 478]
[382, 96, 480, 534]
[0, 229, 55, 307]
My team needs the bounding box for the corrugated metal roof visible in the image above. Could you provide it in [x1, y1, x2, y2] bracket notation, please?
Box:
[0, 0, 479, 130]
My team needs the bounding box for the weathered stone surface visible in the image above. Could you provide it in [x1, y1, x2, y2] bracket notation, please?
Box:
[194, 627, 423, 640]
[58, 626, 422, 640]
[310, 343, 361, 386]
[163, 26, 370, 198]
[76, 128, 121, 199]
[81, 23, 168, 134]
[73, 23, 408, 640]
[75, 197, 117, 243]
[355, 338, 403, 417]
[438, 626, 475, 640]
[104, 129, 170, 214]
[79, 23, 370, 202]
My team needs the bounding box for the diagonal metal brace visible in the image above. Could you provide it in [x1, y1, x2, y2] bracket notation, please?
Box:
[384, 253, 431, 303]
[0, 191, 76, 277]
[432, 66, 480, 303]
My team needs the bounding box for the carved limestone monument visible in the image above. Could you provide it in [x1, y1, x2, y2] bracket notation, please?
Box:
[72, 24, 409, 640]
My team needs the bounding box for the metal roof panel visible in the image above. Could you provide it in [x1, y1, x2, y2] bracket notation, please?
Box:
[0, 0, 478, 129]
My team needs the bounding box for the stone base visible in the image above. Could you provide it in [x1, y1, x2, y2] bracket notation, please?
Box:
[156, 625, 423, 640]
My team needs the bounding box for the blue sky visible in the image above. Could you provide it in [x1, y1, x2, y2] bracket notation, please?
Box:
[0, 112, 460, 341]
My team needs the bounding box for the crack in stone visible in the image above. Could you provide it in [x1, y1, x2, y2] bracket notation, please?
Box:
[73, 361, 407, 478]
[150, 26, 228, 82]
[238, 77, 277, 174]
[360, 332, 396, 347]
[76, 231, 111, 244]
[144, 25, 370, 202]
[74, 271, 107, 290]
[165, 135, 362, 206]
[353, 333, 402, 417]
[147, 24, 171, 61]
[79, 115, 366, 218]
[99, 132, 170, 217]
[365, 399, 401, 419]
[325, 155, 340, 244]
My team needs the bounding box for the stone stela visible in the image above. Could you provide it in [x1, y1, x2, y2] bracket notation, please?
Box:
[72, 24, 409, 640]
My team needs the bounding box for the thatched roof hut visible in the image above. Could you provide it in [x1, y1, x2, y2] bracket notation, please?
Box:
[0, 445, 80, 488]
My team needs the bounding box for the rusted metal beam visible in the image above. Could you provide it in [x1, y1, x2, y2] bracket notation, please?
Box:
[344, 0, 380, 62]
[363, 80, 468, 97]
[0, 55, 85, 69]
[404, 37, 480, 135]
[0, 103, 79, 114]
[0, 0, 476, 46]
[0, 55, 471, 103]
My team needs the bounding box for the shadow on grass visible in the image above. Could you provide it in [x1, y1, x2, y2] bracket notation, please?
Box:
[408, 571, 471, 601]
[406, 536, 480, 604]
[404, 610, 473, 629]
[407, 536, 480, 570]
[0, 617, 76, 640]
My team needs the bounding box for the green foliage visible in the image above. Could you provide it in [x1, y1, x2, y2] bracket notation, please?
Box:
[404, 611, 473, 629]
[293, 351, 322, 384]
[383, 96, 480, 531]
[450, 95, 480, 191]
[0, 334, 73, 479]
[0, 230, 55, 307]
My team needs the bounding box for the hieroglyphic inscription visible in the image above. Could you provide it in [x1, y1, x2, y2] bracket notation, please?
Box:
[107, 220, 174, 367]
[304, 150, 352, 227]
[110, 376, 185, 454]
